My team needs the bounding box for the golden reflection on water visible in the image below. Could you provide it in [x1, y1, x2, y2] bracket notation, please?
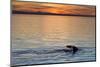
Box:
[12, 14, 95, 42]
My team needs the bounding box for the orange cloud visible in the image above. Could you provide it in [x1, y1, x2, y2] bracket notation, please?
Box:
[12, 1, 96, 16]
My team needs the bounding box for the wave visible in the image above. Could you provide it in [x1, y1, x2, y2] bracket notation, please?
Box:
[11, 46, 96, 66]
[12, 46, 95, 56]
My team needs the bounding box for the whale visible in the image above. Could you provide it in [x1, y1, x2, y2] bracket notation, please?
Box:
[53, 45, 78, 54]
[66, 45, 78, 54]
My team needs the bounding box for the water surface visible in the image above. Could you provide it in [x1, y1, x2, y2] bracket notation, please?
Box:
[11, 14, 96, 66]
[12, 14, 95, 48]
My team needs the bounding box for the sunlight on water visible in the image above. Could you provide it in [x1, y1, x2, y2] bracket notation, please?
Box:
[12, 14, 95, 48]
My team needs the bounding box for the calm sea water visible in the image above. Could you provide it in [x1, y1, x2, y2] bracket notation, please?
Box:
[11, 14, 96, 66]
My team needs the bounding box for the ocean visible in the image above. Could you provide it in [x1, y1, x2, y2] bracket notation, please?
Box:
[11, 46, 96, 66]
[11, 14, 96, 66]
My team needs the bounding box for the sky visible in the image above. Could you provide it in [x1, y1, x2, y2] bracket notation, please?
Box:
[18, 0, 96, 5]
[12, 0, 96, 16]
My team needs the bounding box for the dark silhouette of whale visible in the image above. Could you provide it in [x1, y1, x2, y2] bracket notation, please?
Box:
[66, 45, 78, 54]
[63, 45, 78, 54]
[51, 45, 79, 54]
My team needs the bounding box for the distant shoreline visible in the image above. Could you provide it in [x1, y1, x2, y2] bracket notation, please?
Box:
[12, 10, 95, 17]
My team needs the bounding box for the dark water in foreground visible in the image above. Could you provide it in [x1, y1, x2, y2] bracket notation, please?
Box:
[11, 46, 96, 66]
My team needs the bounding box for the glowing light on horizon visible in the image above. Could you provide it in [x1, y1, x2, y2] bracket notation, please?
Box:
[18, 0, 96, 5]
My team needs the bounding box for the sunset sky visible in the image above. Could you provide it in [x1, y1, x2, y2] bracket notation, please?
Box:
[18, 0, 96, 5]
[12, 0, 96, 16]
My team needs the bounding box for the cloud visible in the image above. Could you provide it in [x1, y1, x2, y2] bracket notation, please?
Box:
[12, 1, 96, 16]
